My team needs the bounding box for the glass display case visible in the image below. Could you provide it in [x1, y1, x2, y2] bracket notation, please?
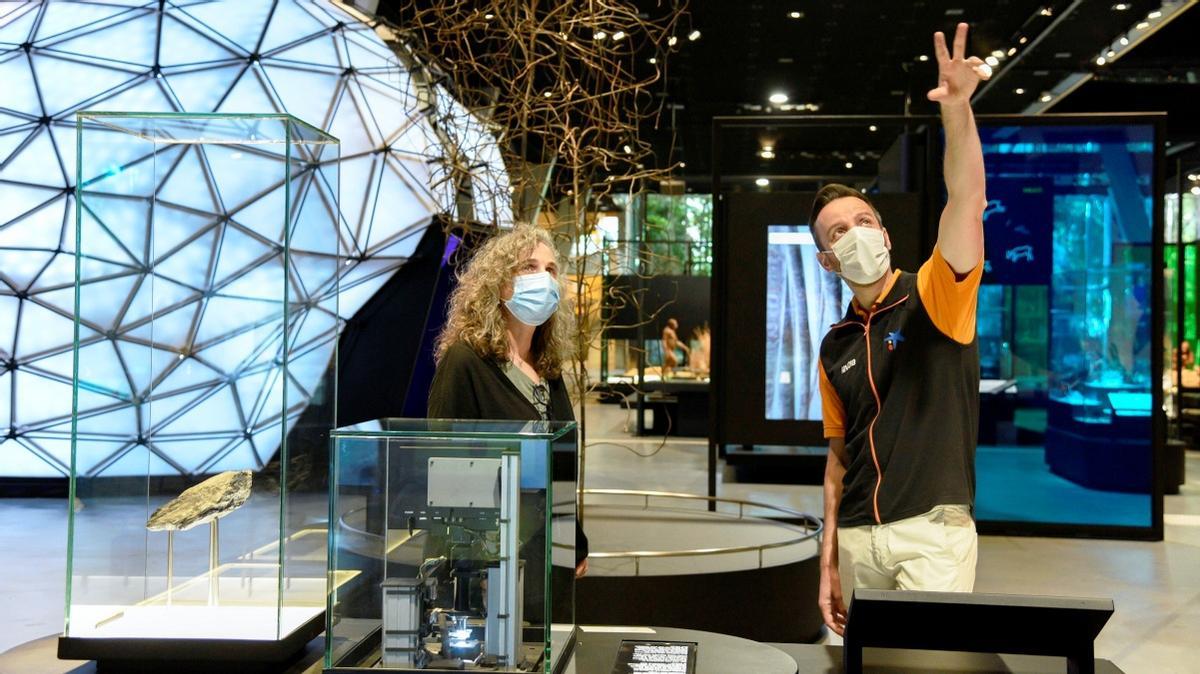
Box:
[326, 419, 578, 673]
[62, 113, 339, 664]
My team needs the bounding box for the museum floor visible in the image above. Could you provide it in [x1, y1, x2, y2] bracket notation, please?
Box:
[1, 400, 1197, 673]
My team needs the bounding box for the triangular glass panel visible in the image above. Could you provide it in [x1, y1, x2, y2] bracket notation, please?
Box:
[75, 403, 138, 436]
[85, 78, 177, 114]
[232, 368, 269, 419]
[229, 182, 285, 242]
[337, 257, 400, 294]
[171, 1, 271, 57]
[194, 295, 281, 345]
[218, 255, 286, 301]
[342, 31, 392, 69]
[161, 64, 242, 111]
[13, 369, 74, 425]
[142, 387, 208, 431]
[148, 207, 217, 262]
[63, 437, 122, 476]
[67, 206, 139, 266]
[1, 250, 52, 291]
[250, 365, 284, 424]
[250, 422, 282, 466]
[0, 127, 34, 166]
[152, 437, 235, 474]
[79, 193, 150, 263]
[212, 224, 275, 284]
[154, 146, 219, 213]
[0, 197, 66, 251]
[194, 325, 275, 374]
[75, 126, 156, 190]
[32, 340, 129, 398]
[331, 153, 376, 247]
[0, 184, 60, 231]
[289, 252, 338, 302]
[284, 340, 332, 396]
[266, 33, 340, 72]
[154, 356, 223, 397]
[35, 251, 131, 292]
[260, 64, 337, 130]
[259, 2, 328, 54]
[336, 276, 387, 320]
[0, 4, 40, 47]
[329, 83, 375, 156]
[33, 1, 134, 43]
[99, 443, 181, 478]
[288, 182, 337, 257]
[203, 142, 285, 213]
[215, 69, 280, 117]
[0, 440, 65, 477]
[114, 340, 178, 398]
[12, 299, 73, 359]
[353, 76, 406, 145]
[46, 12, 159, 67]
[37, 273, 137, 331]
[31, 55, 138, 117]
[153, 228, 217, 291]
[0, 51, 44, 117]
[368, 222, 429, 260]
[158, 385, 240, 436]
[204, 440, 260, 473]
[121, 274, 200, 327]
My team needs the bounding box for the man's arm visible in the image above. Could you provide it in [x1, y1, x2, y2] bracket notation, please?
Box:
[819, 438, 849, 636]
[928, 23, 987, 274]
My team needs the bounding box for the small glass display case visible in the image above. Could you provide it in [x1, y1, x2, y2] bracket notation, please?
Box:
[62, 113, 339, 664]
[326, 419, 579, 673]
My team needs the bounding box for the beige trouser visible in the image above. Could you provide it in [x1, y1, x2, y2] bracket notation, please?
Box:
[837, 504, 977, 603]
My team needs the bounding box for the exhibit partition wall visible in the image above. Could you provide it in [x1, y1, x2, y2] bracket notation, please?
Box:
[62, 113, 339, 660]
[711, 114, 1165, 540]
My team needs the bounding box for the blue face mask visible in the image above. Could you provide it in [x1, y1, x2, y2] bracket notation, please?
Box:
[505, 271, 560, 326]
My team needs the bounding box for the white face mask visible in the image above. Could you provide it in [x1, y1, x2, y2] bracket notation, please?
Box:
[827, 226, 890, 285]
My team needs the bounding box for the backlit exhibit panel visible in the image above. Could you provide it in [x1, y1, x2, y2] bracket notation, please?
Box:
[764, 226, 847, 421]
[0, 1, 511, 477]
[974, 122, 1156, 529]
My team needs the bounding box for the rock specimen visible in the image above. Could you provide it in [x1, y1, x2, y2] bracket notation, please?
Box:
[146, 470, 253, 532]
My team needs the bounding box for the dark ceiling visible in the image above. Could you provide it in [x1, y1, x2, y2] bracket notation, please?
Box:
[639, 0, 1200, 188]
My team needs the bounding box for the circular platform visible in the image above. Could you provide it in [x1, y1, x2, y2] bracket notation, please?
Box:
[574, 491, 826, 644]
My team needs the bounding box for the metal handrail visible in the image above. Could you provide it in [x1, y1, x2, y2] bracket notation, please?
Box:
[560, 488, 823, 574]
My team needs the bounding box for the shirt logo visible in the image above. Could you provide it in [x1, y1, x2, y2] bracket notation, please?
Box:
[840, 358, 857, 374]
[885, 330, 905, 352]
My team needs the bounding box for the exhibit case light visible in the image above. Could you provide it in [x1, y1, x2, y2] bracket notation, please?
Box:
[327, 419, 579, 673]
[61, 112, 338, 664]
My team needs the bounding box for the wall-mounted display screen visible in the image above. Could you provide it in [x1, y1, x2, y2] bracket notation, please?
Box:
[764, 226, 847, 420]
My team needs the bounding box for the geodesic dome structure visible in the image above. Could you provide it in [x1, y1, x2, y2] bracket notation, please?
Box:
[0, 0, 511, 477]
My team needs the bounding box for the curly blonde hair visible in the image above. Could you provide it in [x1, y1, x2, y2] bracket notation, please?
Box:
[435, 226, 576, 379]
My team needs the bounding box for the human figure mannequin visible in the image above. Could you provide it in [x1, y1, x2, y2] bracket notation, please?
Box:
[661, 318, 689, 377]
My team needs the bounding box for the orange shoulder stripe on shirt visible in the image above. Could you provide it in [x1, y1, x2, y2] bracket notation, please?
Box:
[916, 245, 984, 345]
[818, 363, 845, 439]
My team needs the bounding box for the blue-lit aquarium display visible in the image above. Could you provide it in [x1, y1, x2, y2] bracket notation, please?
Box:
[974, 121, 1158, 532]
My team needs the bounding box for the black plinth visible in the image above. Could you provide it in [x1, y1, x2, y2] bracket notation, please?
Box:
[842, 590, 1113, 674]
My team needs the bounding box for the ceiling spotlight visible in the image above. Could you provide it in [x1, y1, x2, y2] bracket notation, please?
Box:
[623, 144, 633, 154]
[679, 162, 687, 168]
[1148, 10, 1162, 19]
[760, 149, 775, 159]
[1040, 7, 1053, 16]
[768, 92, 789, 104]
[594, 30, 607, 40]
[991, 50, 1006, 59]
[1187, 173, 1198, 181]
[688, 30, 702, 41]
[612, 30, 626, 41]
[543, 90, 552, 97]
[1096, 56, 1107, 65]
[1119, 37, 1129, 46]
[484, 12, 495, 19]
[755, 177, 770, 187]
[1015, 87, 1025, 94]
[1007, 47, 1017, 56]
[985, 56, 1000, 67]
[806, 103, 820, 111]
[1107, 49, 1116, 58]
[648, 56, 658, 64]
[845, 161, 854, 169]
[1040, 93, 1053, 102]
[1112, 3, 1129, 9]
[1136, 21, 1150, 29]
[869, 125, 878, 132]
[1192, 186, 1200, 196]
[918, 54, 929, 62]
[1019, 36, 1028, 44]
[789, 11, 803, 19]
[667, 35, 678, 46]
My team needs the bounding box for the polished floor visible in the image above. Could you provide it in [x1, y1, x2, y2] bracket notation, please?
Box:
[2, 400, 1199, 673]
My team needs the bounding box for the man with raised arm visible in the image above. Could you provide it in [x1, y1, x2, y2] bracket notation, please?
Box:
[812, 23, 989, 637]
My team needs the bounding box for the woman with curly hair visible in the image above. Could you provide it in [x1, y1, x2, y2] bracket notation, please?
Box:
[428, 225, 588, 576]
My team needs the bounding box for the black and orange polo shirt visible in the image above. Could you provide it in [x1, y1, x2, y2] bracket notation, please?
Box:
[818, 246, 983, 528]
